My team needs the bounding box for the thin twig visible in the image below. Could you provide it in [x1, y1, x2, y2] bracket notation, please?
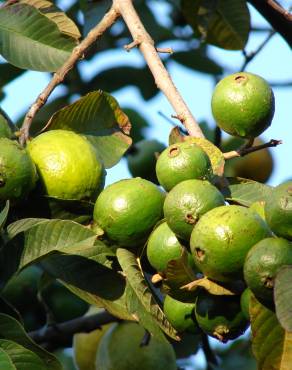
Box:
[223, 139, 282, 160]
[240, 30, 276, 71]
[29, 310, 117, 347]
[19, 6, 120, 145]
[114, 0, 204, 138]
[201, 332, 219, 369]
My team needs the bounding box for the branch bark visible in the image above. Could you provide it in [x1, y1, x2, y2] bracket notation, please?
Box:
[19, 5, 120, 145]
[248, 0, 292, 47]
[223, 139, 282, 160]
[113, 0, 204, 138]
[29, 310, 118, 349]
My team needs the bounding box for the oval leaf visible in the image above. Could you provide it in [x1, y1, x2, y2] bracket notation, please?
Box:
[181, 0, 250, 50]
[0, 3, 76, 71]
[44, 91, 132, 168]
[275, 265, 292, 332]
[21, 0, 81, 39]
[117, 248, 178, 340]
[250, 294, 292, 370]
[222, 177, 273, 206]
[0, 313, 61, 370]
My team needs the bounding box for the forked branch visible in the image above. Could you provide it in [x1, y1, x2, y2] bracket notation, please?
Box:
[19, 6, 120, 145]
[223, 139, 282, 160]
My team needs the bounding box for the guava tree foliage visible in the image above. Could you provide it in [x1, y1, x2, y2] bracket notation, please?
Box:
[0, 0, 291, 369]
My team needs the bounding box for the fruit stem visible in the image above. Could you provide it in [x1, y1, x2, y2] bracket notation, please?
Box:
[201, 331, 219, 368]
[113, 0, 205, 138]
[19, 6, 120, 146]
[223, 139, 282, 160]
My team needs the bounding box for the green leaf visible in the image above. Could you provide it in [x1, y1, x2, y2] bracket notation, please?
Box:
[0, 314, 62, 370]
[21, 0, 81, 40]
[172, 49, 223, 75]
[0, 64, 24, 95]
[0, 340, 45, 370]
[81, 0, 112, 36]
[1, 219, 98, 283]
[181, 277, 236, 296]
[0, 347, 15, 370]
[163, 249, 196, 300]
[250, 294, 292, 370]
[275, 265, 292, 332]
[222, 177, 273, 206]
[88, 67, 158, 101]
[0, 201, 9, 231]
[42, 253, 133, 321]
[44, 91, 132, 168]
[117, 248, 178, 340]
[0, 3, 76, 71]
[181, 0, 250, 50]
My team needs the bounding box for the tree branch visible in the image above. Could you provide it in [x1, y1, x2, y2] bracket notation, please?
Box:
[247, 0, 292, 47]
[114, 0, 204, 138]
[19, 5, 120, 145]
[223, 139, 282, 160]
[29, 310, 118, 349]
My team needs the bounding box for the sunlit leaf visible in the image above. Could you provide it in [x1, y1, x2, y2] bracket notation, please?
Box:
[275, 265, 292, 332]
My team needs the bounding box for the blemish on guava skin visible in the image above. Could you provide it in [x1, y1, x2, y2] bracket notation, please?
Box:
[195, 247, 205, 261]
[169, 146, 179, 157]
[0, 177, 5, 187]
[263, 276, 274, 289]
[234, 75, 247, 84]
[185, 212, 197, 225]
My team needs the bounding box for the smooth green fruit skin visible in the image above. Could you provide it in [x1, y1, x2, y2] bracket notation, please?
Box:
[0, 138, 37, 202]
[191, 205, 271, 282]
[195, 291, 249, 343]
[0, 115, 13, 139]
[94, 178, 164, 248]
[212, 72, 274, 138]
[244, 237, 292, 303]
[156, 141, 213, 191]
[27, 130, 103, 201]
[163, 295, 198, 333]
[147, 221, 193, 272]
[95, 322, 177, 370]
[250, 201, 266, 221]
[240, 288, 252, 320]
[265, 182, 292, 240]
[164, 179, 225, 241]
[127, 139, 166, 184]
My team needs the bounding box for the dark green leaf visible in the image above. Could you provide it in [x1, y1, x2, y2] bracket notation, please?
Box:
[172, 49, 223, 75]
[275, 265, 292, 332]
[0, 3, 77, 71]
[0, 64, 24, 92]
[122, 108, 149, 143]
[117, 248, 178, 340]
[181, 0, 250, 50]
[222, 177, 273, 206]
[0, 347, 15, 370]
[81, 0, 112, 36]
[0, 340, 45, 369]
[44, 91, 132, 168]
[250, 294, 292, 369]
[0, 201, 9, 231]
[0, 296, 21, 322]
[88, 67, 158, 101]
[0, 313, 62, 369]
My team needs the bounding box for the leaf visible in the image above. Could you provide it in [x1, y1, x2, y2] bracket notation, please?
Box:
[44, 91, 132, 168]
[163, 249, 196, 300]
[168, 127, 185, 146]
[116, 248, 178, 340]
[88, 67, 158, 101]
[0, 313, 62, 370]
[0, 219, 98, 283]
[0, 201, 9, 231]
[172, 49, 223, 75]
[185, 136, 225, 176]
[181, 277, 236, 296]
[222, 177, 273, 206]
[21, 0, 81, 40]
[0, 340, 45, 369]
[0, 347, 15, 370]
[0, 3, 76, 71]
[250, 294, 292, 370]
[42, 253, 133, 321]
[0, 64, 24, 95]
[81, 0, 112, 36]
[181, 0, 250, 50]
[275, 266, 292, 332]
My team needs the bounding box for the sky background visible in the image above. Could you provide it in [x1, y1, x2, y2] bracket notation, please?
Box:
[0, 2, 291, 367]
